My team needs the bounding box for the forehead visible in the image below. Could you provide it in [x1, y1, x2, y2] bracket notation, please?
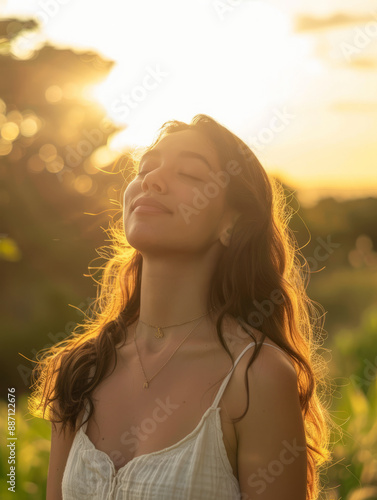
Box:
[148, 129, 220, 170]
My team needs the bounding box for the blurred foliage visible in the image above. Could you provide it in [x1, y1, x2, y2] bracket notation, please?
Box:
[330, 306, 377, 390]
[0, 393, 50, 500]
[0, 16, 377, 500]
[0, 17, 127, 398]
[321, 307, 377, 500]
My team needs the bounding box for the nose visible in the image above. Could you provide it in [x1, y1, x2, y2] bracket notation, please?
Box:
[140, 164, 168, 193]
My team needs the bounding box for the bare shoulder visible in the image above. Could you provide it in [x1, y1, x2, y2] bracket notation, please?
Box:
[225, 320, 307, 499]
[223, 315, 300, 412]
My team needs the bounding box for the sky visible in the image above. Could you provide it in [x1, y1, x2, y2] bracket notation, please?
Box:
[1, 0, 377, 205]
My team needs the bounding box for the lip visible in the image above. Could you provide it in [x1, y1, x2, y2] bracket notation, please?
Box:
[132, 197, 172, 214]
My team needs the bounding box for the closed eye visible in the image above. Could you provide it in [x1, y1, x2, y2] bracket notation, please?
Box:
[180, 173, 203, 181]
[136, 171, 203, 181]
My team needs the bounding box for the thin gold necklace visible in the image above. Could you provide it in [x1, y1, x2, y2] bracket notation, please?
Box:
[139, 309, 213, 339]
[134, 314, 208, 389]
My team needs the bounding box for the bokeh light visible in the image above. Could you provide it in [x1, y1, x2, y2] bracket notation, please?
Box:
[90, 146, 118, 169]
[0, 139, 13, 156]
[83, 159, 100, 175]
[0, 236, 22, 261]
[6, 110, 23, 124]
[45, 156, 64, 174]
[74, 174, 93, 194]
[0, 99, 6, 114]
[1, 122, 19, 141]
[38, 144, 57, 163]
[20, 116, 39, 137]
[45, 85, 63, 103]
[27, 154, 45, 173]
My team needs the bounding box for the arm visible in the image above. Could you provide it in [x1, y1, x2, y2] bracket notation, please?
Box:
[46, 406, 80, 500]
[236, 346, 307, 500]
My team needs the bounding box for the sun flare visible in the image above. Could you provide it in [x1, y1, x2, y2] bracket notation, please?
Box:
[87, 2, 305, 151]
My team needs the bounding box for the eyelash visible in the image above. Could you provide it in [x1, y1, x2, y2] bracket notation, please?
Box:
[181, 173, 203, 181]
[136, 171, 203, 181]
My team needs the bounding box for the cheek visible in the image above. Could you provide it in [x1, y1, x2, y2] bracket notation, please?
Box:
[178, 183, 226, 221]
[177, 198, 224, 234]
[123, 180, 138, 209]
[122, 181, 139, 229]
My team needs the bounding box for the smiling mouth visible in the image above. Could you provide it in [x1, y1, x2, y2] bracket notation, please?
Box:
[133, 205, 172, 214]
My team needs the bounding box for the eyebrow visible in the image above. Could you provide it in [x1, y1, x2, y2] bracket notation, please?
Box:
[139, 149, 213, 171]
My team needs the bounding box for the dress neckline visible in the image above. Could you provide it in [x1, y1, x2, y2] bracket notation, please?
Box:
[78, 341, 258, 477]
[80, 405, 221, 476]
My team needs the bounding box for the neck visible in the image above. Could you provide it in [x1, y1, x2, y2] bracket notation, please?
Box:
[135, 251, 220, 348]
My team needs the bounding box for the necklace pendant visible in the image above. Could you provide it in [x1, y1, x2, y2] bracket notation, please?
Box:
[143, 381, 149, 389]
[155, 327, 164, 339]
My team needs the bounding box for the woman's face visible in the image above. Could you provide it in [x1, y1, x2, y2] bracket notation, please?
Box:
[123, 129, 236, 255]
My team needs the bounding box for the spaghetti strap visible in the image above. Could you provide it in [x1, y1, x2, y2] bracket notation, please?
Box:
[79, 344, 290, 425]
[210, 341, 292, 409]
[211, 341, 256, 409]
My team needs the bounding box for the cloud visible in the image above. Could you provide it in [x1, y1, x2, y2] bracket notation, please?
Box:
[294, 12, 376, 32]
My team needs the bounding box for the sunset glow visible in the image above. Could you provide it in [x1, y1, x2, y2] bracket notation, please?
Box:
[2, 0, 377, 201]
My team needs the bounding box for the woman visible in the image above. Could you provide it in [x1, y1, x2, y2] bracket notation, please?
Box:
[30, 114, 333, 499]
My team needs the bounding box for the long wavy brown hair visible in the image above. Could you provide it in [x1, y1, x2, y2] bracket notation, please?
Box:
[29, 113, 335, 500]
